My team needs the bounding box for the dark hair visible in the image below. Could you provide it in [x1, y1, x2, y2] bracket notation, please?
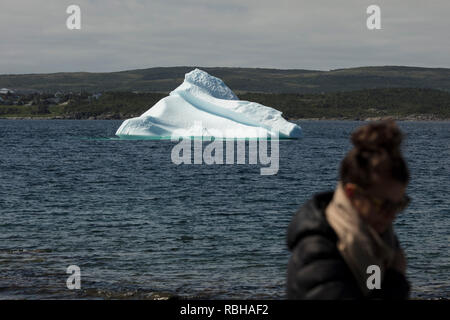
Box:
[340, 120, 409, 187]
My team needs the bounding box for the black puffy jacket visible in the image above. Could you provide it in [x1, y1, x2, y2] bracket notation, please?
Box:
[287, 191, 410, 299]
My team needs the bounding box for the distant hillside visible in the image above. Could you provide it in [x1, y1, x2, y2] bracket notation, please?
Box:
[240, 88, 450, 120]
[1, 88, 449, 120]
[1, 66, 449, 94]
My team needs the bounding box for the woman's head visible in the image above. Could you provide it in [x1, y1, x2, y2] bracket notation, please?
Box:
[340, 120, 410, 233]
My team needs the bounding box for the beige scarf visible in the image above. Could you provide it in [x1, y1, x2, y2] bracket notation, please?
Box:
[325, 182, 404, 295]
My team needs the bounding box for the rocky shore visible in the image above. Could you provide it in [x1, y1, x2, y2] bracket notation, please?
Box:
[2, 114, 449, 121]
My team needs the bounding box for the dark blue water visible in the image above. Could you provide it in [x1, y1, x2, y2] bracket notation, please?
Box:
[0, 120, 448, 299]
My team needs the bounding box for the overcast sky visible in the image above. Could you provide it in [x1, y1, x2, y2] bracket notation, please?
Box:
[1, 0, 449, 74]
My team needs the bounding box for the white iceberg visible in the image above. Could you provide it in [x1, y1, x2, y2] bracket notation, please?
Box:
[115, 69, 302, 139]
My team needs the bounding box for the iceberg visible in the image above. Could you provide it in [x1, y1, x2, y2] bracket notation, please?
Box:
[115, 69, 302, 139]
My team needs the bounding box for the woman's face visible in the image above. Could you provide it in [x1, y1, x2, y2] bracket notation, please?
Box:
[346, 179, 407, 234]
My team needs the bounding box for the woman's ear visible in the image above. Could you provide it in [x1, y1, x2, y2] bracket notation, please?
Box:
[344, 183, 357, 198]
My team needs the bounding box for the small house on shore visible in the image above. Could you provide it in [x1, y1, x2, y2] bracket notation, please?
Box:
[0, 88, 15, 94]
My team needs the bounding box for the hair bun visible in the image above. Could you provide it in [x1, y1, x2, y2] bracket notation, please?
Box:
[351, 120, 403, 153]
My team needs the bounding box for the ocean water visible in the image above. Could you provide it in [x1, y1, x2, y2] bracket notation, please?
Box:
[0, 120, 448, 299]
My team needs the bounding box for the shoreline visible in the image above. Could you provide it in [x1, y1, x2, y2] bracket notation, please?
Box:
[1, 115, 449, 122]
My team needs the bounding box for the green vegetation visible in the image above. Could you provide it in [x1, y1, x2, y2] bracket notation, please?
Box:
[1, 88, 449, 120]
[1, 66, 450, 94]
[1, 66, 448, 120]
[60, 92, 166, 119]
[240, 88, 450, 119]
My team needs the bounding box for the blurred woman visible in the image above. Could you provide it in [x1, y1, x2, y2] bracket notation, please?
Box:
[287, 120, 410, 299]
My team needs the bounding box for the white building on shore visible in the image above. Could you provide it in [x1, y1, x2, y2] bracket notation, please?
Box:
[0, 88, 15, 94]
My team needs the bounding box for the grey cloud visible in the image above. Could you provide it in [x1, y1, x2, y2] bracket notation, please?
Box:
[0, 0, 449, 74]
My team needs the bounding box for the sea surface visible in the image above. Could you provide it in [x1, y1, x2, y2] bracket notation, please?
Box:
[0, 120, 448, 299]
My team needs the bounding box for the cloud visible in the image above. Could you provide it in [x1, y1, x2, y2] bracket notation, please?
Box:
[0, 0, 449, 74]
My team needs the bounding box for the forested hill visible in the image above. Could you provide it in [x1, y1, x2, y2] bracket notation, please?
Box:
[1, 66, 449, 94]
[1, 88, 449, 120]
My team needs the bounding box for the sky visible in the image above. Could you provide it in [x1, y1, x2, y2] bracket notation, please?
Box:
[1, 0, 449, 74]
